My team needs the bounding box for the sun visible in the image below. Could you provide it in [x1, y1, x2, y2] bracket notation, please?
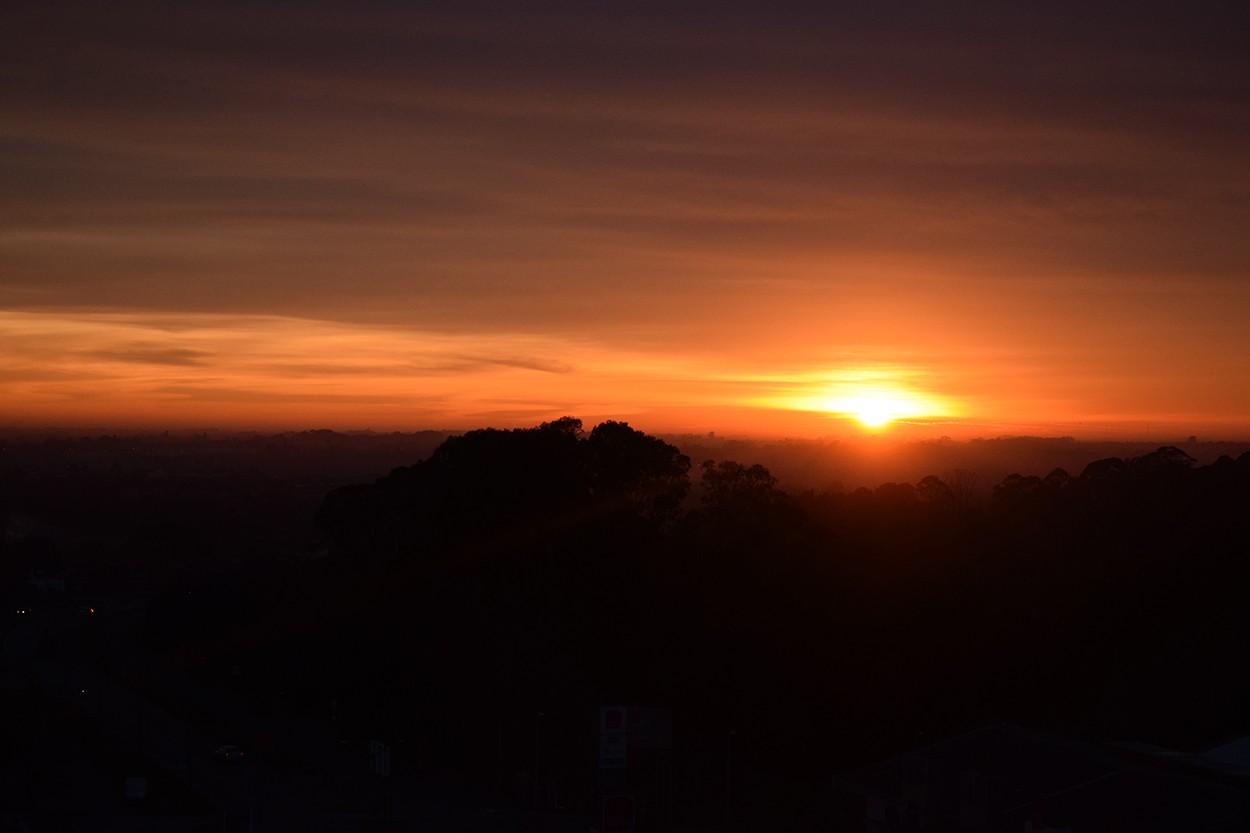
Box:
[762, 366, 959, 432]
[848, 397, 897, 428]
[833, 394, 916, 429]
[797, 382, 950, 430]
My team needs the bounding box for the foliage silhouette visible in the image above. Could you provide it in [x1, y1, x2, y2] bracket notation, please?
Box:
[317, 417, 690, 568]
[124, 429, 1250, 827]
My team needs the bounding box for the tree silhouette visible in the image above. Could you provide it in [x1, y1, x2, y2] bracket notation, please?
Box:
[317, 418, 690, 566]
[699, 460, 781, 515]
[586, 420, 690, 526]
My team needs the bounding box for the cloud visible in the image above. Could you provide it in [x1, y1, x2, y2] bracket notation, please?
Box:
[3, 4, 1249, 436]
[88, 346, 210, 366]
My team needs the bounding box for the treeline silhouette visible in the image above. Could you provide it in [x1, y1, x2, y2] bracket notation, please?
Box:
[58, 417, 1240, 825]
[5, 423, 1248, 827]
[240, 418, 1249, 825]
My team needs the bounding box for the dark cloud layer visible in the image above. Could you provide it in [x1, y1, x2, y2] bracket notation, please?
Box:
[3, 1, 1249, 433]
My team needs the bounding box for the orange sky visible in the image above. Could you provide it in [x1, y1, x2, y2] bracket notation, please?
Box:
[3, 3, 1249, 439]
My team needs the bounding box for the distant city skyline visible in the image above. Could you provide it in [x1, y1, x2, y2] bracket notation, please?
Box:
[4, 2, 1248, 439]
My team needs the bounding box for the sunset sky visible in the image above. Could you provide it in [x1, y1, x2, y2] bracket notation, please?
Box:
[4, 2, 1248, 438]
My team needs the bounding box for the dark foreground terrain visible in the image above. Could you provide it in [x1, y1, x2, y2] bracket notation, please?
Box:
[3, 423, 1250, 830]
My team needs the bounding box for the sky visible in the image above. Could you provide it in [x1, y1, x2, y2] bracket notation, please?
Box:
[4, 1, 1249, 438]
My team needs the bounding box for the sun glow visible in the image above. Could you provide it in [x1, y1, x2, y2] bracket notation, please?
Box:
[0, 310, 977, 436]
[845, 396, 899, 428]
[815, 391, 934, 430]
[772, 367, 959, 432]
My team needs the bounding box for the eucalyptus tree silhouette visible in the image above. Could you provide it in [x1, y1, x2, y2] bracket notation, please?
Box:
[316, 418, 690, 566]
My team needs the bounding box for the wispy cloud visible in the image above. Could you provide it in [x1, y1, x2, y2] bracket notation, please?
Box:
[3, 4, 1249, 437]
[87, 346, 210, 366]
